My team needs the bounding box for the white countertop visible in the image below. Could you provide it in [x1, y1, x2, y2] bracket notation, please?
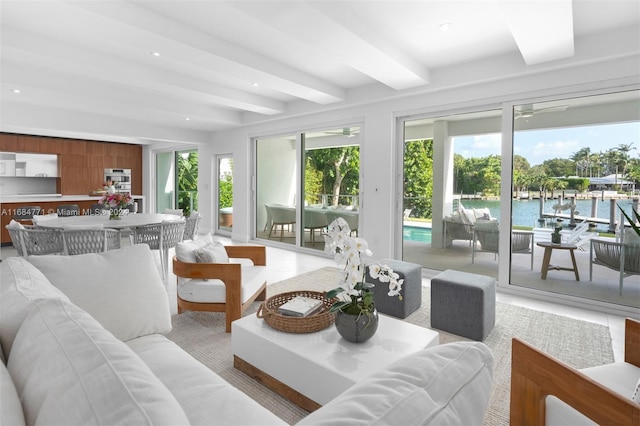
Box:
[0, 194, 144, 203]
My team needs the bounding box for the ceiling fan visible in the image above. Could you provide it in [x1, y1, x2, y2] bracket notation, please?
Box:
[323, 127, 360, 136]
[514, 104, 569, 119]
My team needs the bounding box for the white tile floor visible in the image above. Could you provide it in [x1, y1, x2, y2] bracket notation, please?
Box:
[1, 237, 628, 362]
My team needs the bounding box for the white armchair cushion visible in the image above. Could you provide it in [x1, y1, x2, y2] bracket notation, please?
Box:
[7, 298, 190, 426]
[178, 265, 267, 304]
[27, 244, 172, 342]
[546, 362, 640, 425]
[297, 341, 494, 426]
[0, 257, 69, 358]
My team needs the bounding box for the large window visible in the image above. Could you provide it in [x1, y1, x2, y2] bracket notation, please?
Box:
[400, 90, 639, 309]
[254, 126, 361, 251]
[155, 149, 198, 215]
[217, 155, 233, 233]
[510, 91, 640, 307]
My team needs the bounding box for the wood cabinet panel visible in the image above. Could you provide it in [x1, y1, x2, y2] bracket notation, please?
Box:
[1, 132, 142, 196]
[58, 139, 86, 155]
[0, 133, 19, 151]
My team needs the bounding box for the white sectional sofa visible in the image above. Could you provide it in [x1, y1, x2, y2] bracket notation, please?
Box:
[1, 244, 495, 425]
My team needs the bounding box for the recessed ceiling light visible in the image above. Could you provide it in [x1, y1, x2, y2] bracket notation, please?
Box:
[439, 22, 453, 31]
[151, 51, 160, 57]
[12, 89, 21, 94]
[185, 117, 190, 121]
[252, 82, 259, 87]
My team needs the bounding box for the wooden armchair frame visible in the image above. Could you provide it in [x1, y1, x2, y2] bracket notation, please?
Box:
[172, 245, 267, 333]
[510, 318, 640, 425]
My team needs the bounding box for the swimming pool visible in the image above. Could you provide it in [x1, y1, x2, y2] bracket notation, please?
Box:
[403, 225, 432, 243]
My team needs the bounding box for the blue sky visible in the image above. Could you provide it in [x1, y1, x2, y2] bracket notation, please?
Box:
[454, 122, 640, 167]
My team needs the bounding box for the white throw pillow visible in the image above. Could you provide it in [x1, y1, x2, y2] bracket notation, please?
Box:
[297, 341, 494, 426]
[194, 241, 230, 264]
[461, 208, 476, 225]
[0, 257, 70, 359]
[1, 361, 25, 426]
[8, 298, 190, 426]
[26, 244, 171, 342]
[175, 233, 214, 263]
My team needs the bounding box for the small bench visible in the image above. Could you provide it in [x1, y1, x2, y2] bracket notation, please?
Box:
[368, 258, 422, 319]
[430, 270, 495, 341]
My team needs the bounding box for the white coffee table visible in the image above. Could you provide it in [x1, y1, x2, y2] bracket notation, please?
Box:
[232, 312, 439, 411]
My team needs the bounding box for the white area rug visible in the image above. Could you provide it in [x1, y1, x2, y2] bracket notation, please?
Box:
[165, 266, 614, 425]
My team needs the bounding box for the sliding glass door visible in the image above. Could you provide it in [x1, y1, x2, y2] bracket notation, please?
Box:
[155, 149, 198, 215]
[254, 126, 361, 251]
[217, 155, 233, 233]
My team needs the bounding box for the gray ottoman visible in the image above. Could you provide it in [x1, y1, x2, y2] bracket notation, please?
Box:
[367, 258, 422, 319]
[430, 269, 495, 341]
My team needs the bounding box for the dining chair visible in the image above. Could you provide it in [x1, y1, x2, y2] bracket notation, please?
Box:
[183, 211, 202, 241]
[134, 219, 186, 279]
[61, 228, 121, 255]
[56, 204, 80, 217]
[472, 223, 534, 270]
[163, 208, 184, 217]
[267, 205, 296, 241]
[304, 209, 328, 244]
[5, 223, 64, 257]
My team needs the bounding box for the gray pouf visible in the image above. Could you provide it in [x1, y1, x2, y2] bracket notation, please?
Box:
[367, 258, 422, 319]
[430, 269, 496, 341]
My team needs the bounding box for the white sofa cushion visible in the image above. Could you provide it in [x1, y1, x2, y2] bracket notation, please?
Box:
[1, 361, 25, 426]
[546, 361, 640, 425]
[177, 265, 267, 303]
[7, 298, 190, 426]
[127, 334, 286, 425]
[0, 257, 70, 358]
[297, 341, 494, 426]
[27, 244, 172, 342]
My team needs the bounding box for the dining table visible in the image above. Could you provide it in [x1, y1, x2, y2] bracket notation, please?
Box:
[34, 213, 182, 230]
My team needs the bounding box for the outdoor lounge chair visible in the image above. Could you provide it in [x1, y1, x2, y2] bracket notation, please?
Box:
[472, 223, 534, 270]
[590, 238, 640, 294]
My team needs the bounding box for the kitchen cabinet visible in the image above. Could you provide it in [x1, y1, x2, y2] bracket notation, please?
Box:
[15, 153, 59, 177]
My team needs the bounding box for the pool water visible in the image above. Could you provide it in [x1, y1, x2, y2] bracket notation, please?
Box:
[403, 226, 432, 243]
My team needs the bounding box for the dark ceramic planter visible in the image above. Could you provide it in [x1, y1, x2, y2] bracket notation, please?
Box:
[335, 308, 379, 343]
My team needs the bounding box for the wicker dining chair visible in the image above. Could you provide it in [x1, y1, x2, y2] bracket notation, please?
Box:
[61, 229, 121, 255]
[133, 219, 186, 279]
[6, 224, 64, 257]
[182, 211, 201, 241]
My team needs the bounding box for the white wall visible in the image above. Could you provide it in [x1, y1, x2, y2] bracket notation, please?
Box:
[198, 54, 639, 258]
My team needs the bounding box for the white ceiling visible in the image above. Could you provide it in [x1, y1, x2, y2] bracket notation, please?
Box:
[1, 0, 639, 145]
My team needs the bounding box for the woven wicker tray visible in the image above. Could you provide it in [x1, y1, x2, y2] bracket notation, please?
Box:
[256, 290, 336, 333]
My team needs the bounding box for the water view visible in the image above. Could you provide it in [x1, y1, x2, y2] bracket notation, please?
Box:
[403, 197, 634, 242]
[462, 198, 634, 232]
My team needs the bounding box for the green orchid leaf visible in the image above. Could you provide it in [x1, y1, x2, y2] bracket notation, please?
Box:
[618, 204, 640, 238]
